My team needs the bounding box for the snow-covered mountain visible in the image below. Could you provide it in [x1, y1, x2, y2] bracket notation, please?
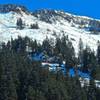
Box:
[0, 4, 100, 55]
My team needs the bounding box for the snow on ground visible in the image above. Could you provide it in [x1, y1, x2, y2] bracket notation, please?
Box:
[0, 10, 100, 55]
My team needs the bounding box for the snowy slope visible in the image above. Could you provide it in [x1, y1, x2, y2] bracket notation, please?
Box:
[0, 6, 100, 55]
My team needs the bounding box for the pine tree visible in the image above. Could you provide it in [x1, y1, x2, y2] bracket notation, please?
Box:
[82, 46, 91, 72]
[78, 38, 84, 65]
[42, 37, 52, 56]
[16, 18, 23, 30]
[97, 41, 100, 65]
[87, 79, 96, 100]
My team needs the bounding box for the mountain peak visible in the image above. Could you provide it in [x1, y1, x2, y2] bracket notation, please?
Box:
[0, 4, 28, 13]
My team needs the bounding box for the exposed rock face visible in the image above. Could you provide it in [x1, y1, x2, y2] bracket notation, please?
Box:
[33, 9, 100, 33]
[0, 4, 28, 13]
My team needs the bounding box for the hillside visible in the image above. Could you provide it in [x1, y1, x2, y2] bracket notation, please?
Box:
[0, 4, 100, 55]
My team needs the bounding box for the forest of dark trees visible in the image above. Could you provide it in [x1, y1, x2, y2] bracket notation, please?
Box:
[0, 36, 100, 100]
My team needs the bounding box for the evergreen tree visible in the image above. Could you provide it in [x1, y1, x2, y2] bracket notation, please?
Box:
[82, 46, 91, 72]
[78, 38, 84, 65]
[97, 41, 100, 65]
[16, 18, 24, 30]
[42, 37, 52, 56]
[87, 79, 96, 100]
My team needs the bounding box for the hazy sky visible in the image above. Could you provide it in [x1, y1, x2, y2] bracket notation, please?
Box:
[0, 0, 100, 19]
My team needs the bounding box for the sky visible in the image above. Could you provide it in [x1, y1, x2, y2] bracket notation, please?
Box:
[0, 0, 100, 19]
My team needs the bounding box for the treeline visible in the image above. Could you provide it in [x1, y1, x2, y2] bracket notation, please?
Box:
[0, 36, 100, 100]
[16, 18, 39, 30]
[78, 38, 100, 80]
